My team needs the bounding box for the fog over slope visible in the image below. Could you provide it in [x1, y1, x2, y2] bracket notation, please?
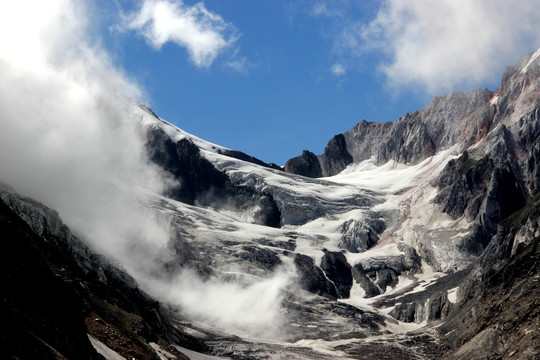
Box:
[0, 0, 295, 338]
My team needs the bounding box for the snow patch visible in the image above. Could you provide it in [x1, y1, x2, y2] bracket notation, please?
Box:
[520, 47, 540, 74]
[138, 107, 228, 154]
[88, 335, 125, 360]
[447, 286, 459, 304]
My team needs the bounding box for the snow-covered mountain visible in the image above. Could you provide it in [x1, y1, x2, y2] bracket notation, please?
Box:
[2, 49, 540, 359]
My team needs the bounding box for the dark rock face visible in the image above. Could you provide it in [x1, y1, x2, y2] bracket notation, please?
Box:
[145, 126, 283, 228]
[390, 292, 452, 323]
[0, 200, 102, 360]
[374, 266, 471, 323]
[435, 150, 526, 257]
[254, 194, 281, 228]
[237, 245, 282, 271]
[320, 251, 353, 298]
[283, 150, 323, 178]
[339, 216, 386, 253]
[435, 152, 495, 221]
[318, 134, 354, 177]
[511, 108, 540, 196]
[219, 149, 282, 170]
[145, 127, 228, 205]
[459, 163, 526, 256]
[294, 254, 338, 298]
[173, 138, 230, 205]
[351, 263, 382, 297]
[439, 195, 540, 359]
[0, 189, 204, 359]
[351, 243, 422, 298]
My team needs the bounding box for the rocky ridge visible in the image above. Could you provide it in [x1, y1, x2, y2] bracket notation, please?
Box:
[2, 49, 540, 359]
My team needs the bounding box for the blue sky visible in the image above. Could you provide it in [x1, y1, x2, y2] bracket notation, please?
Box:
[98, 0, 540, 165]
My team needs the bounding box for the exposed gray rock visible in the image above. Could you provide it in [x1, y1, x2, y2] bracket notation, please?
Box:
[439, 194, 540, 359]
[253, 194, 281, 228]
[294, 254, 338, 298]
[459, 161, 526, 256]
[236, 245, 282, 271]
[339, 216, 386, 253]
[375, 267, 471, 323]
[286, 87, 494, 178]
[351, 263, 382, 297]
[318, 134, 353, 177]
[390, 292, 451, 323]
[320, 251, 353, 298]
[351, 243, 422, 298]
[434, 146, 526, 258]
[357, 244, 422, 275]
[284, 150, 323, 178]
[374, 113, 436, 165]
[218, 149, 282, 170]
[342, 88, 493, 166]
[435, 152, 494, 221]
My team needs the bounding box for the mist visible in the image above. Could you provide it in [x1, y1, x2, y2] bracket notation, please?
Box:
[0, 0, 293, 338]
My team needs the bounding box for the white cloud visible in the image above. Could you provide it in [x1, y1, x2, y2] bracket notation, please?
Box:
[331, 0, 540, 95]
[0, 0, 168, 265]
[331, 63, 346, 76]
[126, 0, 237, 68]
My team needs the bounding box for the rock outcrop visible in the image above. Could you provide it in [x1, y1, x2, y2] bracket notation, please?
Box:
[318, 134, 354, 177]
[339, 215, 386, 253]
[285, 87, 494, 177]
[320, 251, 353, 298]
[284, 150, 323, 178]
[439, 195, 540, 359]
[352, 243, 422, 298]
[294, 254, 338, 298]
[145, 126, 283, 228]
[0, 187, 204, 360]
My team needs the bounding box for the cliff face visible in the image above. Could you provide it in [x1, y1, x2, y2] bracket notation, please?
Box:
[285, 87, 494, 177]
[0, 187, 201, 360]
[438, 195, 540, 359]
[285, 49, 540, 178]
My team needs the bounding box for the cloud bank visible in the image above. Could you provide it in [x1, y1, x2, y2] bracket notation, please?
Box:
[0, 0, 290, 337]
[126, 0, 237, 68]
[323, 0, 540, 95]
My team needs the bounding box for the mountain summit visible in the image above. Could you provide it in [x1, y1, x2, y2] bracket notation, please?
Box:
[2, 49, 540, 359]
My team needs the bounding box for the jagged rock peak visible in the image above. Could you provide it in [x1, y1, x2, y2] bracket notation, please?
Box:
[343, 87, 494, 167]
[284, 135, 355, 178]
[284, 86, 498, 178]
[514, 47, 540, 75]
[318, 134, 353, 177]
[283, 150, 323, 178]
